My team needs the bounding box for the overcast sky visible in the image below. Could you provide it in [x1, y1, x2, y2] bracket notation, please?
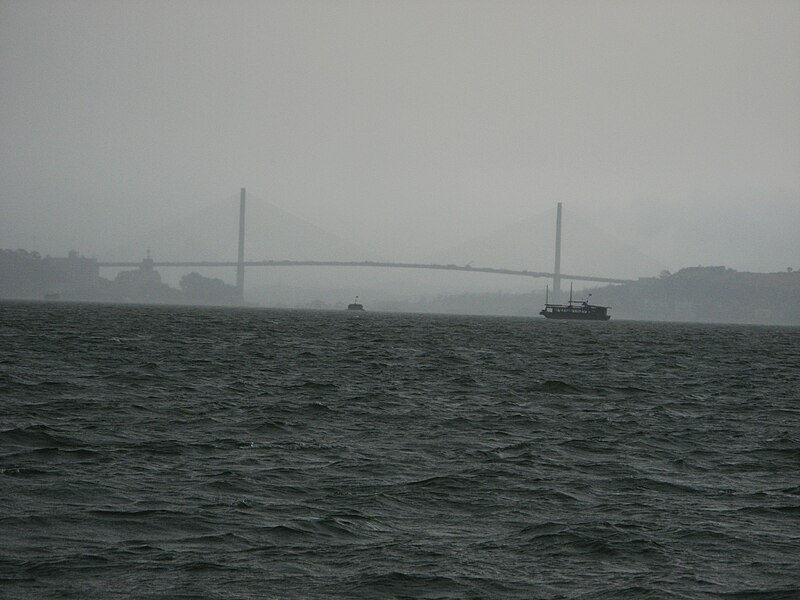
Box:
[1, 0, 798, 281]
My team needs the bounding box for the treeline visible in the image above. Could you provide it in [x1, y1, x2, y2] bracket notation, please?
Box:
[0, 249, 98, 299]
[0, 249, 241, 306]
[375, 266, 799, 325]
[589, 266, 799, 325]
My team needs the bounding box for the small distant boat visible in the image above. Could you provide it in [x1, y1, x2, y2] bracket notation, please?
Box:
[540, 283, 610, 321]
[347, 296, 365, 311]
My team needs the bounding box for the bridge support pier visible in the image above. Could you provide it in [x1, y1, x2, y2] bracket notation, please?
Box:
[236, 187, 246, 302]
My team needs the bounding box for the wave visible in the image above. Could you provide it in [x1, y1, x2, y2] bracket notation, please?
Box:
[0, 424, 84, 449]
[530, 380, 584, 394]
[2, 302, 798, 598]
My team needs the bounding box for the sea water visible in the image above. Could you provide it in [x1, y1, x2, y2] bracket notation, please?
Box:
[1, 301, 798, 599]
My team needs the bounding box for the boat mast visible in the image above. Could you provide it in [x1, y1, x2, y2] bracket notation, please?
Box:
[545, 285, 549, 305]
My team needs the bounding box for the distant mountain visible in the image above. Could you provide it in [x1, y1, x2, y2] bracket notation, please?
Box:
[589, 266, 800, 325]
[369, 265, 800, 325]
[97, 193, 380, 264]
[427, 206, 665, 280]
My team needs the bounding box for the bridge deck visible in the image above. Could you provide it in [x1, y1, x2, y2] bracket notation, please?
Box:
[96, 260, 633, 285]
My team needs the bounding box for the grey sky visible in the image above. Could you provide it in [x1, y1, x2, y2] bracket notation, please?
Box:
[1, 0, 798, 285]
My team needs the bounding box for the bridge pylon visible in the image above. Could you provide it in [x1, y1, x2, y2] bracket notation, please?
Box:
[553, 202, 562, 301]
[236, 187, 246, 302]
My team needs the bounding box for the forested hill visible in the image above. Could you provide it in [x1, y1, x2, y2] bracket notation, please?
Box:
[374, 267, 799, 326]
[587, 267, 799, 325]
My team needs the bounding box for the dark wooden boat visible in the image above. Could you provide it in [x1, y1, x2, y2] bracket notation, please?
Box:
[540, 284, 610, 321]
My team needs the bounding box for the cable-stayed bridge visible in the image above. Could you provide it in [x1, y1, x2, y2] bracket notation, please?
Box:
[97, 189, 635, 300]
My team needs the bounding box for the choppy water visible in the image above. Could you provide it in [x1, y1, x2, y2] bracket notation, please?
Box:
[1, 300, 799, 599]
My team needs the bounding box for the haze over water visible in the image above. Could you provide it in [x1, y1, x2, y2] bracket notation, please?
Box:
[2, 1, 799, 284]
[2, 301, 798, 598]
[2, 2, 799, 597]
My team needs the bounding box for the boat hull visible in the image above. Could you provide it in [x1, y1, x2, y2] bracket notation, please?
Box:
[540, 311, 610, 321]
